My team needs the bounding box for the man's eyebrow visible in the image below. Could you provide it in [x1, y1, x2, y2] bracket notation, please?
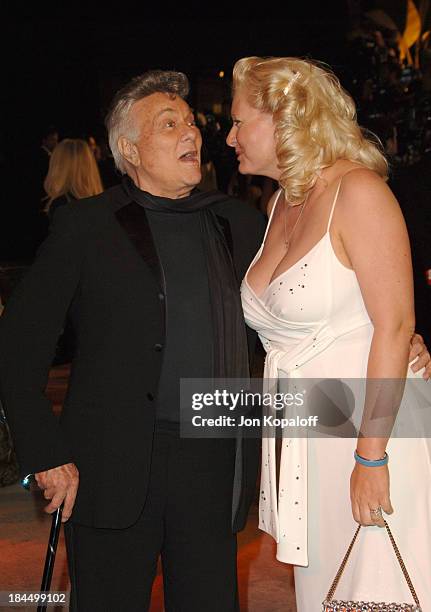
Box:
[154, 107, 177, 120]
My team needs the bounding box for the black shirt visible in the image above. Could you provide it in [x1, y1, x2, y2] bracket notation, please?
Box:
[146, 208, 213, 422]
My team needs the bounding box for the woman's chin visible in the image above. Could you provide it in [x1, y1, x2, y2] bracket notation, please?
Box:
[238, 162, 253, 175]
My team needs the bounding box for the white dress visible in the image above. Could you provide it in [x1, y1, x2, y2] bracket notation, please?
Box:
[241, 185, 431, 611]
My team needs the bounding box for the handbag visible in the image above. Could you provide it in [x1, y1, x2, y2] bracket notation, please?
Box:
[322, 520, 422, 611]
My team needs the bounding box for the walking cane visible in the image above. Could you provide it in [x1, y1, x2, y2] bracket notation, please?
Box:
[21, 475, 64, 611]
[37, 503, 64, 611]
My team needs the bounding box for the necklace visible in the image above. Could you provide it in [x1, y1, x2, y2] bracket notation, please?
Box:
[283, 189, 311, 252]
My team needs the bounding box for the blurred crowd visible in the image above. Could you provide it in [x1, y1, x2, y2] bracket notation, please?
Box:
[344, 16, 431, 345]
[346, 14, 431, 165]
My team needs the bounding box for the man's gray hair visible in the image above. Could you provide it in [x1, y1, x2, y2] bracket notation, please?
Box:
[105, 70, 190, 174]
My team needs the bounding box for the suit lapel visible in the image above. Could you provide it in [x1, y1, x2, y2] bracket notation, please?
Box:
[115, 202, 164, 291]
[115, 200, 234, 288]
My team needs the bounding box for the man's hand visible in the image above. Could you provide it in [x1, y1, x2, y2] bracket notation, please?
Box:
[35, 462, 79, 522]
[409, 333, 431, 380]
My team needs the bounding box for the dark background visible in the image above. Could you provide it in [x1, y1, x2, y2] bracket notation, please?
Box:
[3, 5, 352, 153]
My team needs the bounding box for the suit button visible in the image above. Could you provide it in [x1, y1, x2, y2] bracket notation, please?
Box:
[147, 392, 154, 401]
[158, 292, 165, 301]
[154, 343, 163, 351]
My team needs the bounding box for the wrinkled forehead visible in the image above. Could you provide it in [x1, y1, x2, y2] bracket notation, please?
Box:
[132, 92, 192, 124]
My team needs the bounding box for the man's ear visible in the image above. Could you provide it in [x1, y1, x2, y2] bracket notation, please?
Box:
[118, 137, 140, 168]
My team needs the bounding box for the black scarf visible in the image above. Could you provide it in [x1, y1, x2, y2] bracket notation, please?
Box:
[122, 176, 249, 380]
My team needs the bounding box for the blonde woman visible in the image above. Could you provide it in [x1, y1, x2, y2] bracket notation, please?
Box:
[228, 57, 431, 610]
[44, 138, 103, 220]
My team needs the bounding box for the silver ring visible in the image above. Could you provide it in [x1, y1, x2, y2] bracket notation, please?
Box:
[370, 506, 383, 519]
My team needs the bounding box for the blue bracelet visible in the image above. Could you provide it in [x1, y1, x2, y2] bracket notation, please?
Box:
[354, 450, 389, 467]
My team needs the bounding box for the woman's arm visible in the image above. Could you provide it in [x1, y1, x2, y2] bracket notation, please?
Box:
[336, 168, 415, 526]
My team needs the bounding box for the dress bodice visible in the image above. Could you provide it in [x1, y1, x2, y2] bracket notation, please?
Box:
[241, 183, 372, 376]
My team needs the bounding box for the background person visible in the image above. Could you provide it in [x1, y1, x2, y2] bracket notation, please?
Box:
[43, 138, 103, 222]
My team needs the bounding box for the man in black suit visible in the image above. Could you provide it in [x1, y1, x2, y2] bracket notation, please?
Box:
[0, 70, 266, 611]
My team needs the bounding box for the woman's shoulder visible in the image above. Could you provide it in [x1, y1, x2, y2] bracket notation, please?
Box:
[335, 163, 393, 209]
[338, 163, 385, 189]
[334, 164, 402, 232]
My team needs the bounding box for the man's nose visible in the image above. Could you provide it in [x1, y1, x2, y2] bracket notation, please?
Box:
[181, 123, 199, 141]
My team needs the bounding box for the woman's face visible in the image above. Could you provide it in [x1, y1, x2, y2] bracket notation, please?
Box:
[227, 91, 279, 179]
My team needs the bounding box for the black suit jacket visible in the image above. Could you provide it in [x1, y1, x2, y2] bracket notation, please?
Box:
[0, 184, 266, 531]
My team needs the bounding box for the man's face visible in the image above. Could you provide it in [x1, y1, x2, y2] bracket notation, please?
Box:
[128, 93, 202, 198]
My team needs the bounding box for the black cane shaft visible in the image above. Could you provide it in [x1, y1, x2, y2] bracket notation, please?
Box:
[37, 505, 63, 612]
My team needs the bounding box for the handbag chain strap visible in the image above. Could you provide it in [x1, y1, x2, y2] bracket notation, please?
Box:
[325, 520, 421, 607]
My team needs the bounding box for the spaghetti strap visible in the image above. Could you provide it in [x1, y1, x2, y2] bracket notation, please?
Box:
[262, 188, 284, 243]
[326, 179, 342, 233]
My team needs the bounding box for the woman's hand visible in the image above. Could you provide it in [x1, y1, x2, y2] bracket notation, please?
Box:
[350, 463, 393, 527]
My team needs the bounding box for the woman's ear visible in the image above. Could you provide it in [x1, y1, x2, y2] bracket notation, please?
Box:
[118, 137, 140, 168]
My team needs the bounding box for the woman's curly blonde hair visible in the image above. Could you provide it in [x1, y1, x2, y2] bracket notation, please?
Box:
[232, 56, 388, 204]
